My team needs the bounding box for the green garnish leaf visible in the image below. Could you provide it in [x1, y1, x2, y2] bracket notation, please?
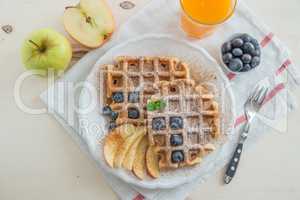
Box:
[147, 99, 166, 111]
[147, 102, 156, 111]
[154, 101, 161, 109]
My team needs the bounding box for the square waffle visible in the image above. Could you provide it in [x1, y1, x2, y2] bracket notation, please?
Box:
[102, 56, 190, 126]
[147, 79, 220, 169]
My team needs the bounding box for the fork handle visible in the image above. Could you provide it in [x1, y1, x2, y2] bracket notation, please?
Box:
[224, 142, 244, 184]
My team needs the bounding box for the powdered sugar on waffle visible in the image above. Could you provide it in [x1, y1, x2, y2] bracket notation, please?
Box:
[147, 79, 220, 169]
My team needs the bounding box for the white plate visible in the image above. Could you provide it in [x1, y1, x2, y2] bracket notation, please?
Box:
[78, 34, 236, 189]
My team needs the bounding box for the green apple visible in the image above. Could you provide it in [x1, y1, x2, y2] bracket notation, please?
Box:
[21, 28, 72, 74]
[63, 0, 115, 48]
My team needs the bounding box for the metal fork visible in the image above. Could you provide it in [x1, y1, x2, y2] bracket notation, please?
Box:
[224, 84, 269, 184]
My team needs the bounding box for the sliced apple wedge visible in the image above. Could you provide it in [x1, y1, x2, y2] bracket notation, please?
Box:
[114, 127, 145, 168]
[122, 134, 144, 171]
[116, 124, 136, 139]
[63, 0, 114, 48]
[189, 156, 202, 165]
[203, 143, 216, 155]
[103, 131, 125, 168]
[146, 146, 160, 179]
[132, 136, 148, 180]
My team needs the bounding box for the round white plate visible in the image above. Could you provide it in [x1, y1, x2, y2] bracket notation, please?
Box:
[78, 34, 236, 189]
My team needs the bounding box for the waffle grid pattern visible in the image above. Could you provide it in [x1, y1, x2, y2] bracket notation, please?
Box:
[147, 80, 219, 169]
[103, 56, 190, 126]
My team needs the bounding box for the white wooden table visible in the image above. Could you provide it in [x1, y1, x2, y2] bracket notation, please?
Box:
[0, 0, 300, 199]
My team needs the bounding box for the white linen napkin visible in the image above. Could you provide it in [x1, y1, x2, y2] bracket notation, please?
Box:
[40, 0, 299, 200]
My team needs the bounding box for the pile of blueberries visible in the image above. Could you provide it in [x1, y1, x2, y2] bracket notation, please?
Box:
[152, 116, 185, 163]
[221, 33, 261, 72]
[102, 91, 141, 130]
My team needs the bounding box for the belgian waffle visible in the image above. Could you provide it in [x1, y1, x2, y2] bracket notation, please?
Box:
[147, 79, 220, 169]
[102, 56, 190, 126]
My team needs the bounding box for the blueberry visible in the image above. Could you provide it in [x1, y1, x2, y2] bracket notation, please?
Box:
[228, 58, 243, 72]
[108, 121, 117, 130]
[102, 105, 112, 115]
[232, 48, 243, 57]
[231, 38, 244, 48]
[152, 117, 166, 131]
[241, 54, 252, 64]
[251, 56, 261, 68]
[240, 64, 252, 72]
[222, 53, 233, 64]
[111, 111, 119, 121]
[242, 42, 255, 54]
[128, 91, 139, 103]
[240, 34, 252, 43]
[170, 134, 183, 146]
[112, 92, 124, 103]
[171, 150, 184, 163]
[252, 49, 261, 57]
[170, 116, 183, 129]
[128, 107, 140, 119]
[251, 38, 260, 49]
[222, 42, 232, 54]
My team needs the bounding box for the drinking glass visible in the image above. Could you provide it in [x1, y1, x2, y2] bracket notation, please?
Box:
[180, 0, 237, 39]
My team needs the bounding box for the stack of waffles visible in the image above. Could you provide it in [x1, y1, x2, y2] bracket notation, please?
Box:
[102, 56, 220, 170]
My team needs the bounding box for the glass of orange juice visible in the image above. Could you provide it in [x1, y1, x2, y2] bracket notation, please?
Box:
[180, 0, 237, 39]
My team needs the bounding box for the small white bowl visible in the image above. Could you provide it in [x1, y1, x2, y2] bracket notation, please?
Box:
[219, 33, 262, 75]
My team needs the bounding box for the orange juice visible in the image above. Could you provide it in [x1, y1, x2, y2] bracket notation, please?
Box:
[180, 0, 236, 38]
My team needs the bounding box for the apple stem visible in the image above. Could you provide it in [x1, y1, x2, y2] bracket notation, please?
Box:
[86, 16, 92, 24]
[65, 6, 77, 9]
[28, 40, 40, 48]
[28, 40, 46, 53]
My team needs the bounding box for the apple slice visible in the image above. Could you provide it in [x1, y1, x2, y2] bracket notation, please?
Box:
[63, 0, 114, 48]
[132, 136, 149, 180]
[146, 146, 160, 179]
[189, 156, 202, 165]
[116, 124, 136, 139]
[103, 131, 125, 168]
[122, 134, 144, 170]
[203, 143, 216, 155]
[103, 124, 135, 168]
[114, 127, 145, 168]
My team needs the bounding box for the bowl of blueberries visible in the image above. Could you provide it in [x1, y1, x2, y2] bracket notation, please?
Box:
[221, 33, 261, 73]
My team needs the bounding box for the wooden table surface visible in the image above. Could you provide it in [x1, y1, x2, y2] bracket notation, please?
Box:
[0, 0, 300, 199]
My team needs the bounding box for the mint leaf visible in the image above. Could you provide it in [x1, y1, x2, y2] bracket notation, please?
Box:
[147, 99, 166, 111]
[147, 102, 156, 111]
[154, 101, 161, 110]
[155, 100, 166, 110]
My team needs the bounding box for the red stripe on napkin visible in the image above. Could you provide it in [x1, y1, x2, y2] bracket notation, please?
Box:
[260, 33, 274, 48]
[133, 194, 144, 200]
[276, 59, 291, 76]
[227, 72, 236, 80]
[234, 115, 247, 127]
[226, 32, 274, 80]
[262, 83, 285, 105]
[234, 83, 285, 127]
